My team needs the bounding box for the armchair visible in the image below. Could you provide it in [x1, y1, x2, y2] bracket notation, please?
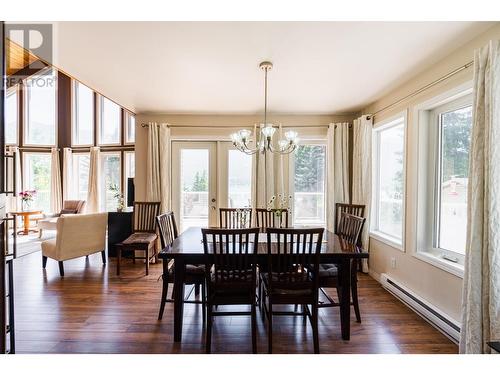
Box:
[38, 200, 86, 238]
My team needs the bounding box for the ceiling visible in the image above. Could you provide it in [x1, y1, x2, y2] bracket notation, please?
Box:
[51, 21, 494, 114]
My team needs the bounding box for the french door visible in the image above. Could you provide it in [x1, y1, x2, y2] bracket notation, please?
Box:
[171, 141, 253, 232]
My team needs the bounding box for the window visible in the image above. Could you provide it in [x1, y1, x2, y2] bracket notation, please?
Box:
[24, 69, 57, 146]
[125, 112, 136, 143]
[72, 153, 90, 201]
[372, 116, 405, 247]
[99, 96, 121, 145]
[6, 89, 18, 144]
[227, 150, 252, 207]
[100, 152, 121, 211]
[23, 153, 52, 213]
[124, 151, 135, 205]
[291, 143, 326, 226]
[72, 81, 94, 146]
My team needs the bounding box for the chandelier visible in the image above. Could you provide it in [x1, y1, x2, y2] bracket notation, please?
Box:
[230, 61, 299, 155]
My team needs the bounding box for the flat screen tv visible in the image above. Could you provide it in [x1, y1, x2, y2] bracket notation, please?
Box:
[127, 177, 135, 207]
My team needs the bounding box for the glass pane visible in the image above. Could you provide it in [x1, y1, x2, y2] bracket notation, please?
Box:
[180, 149, 209, 231]
[125, 152, 135, 178]
[126, 113, 135, 143]
[72, 154, 90, 201]
[23, 153, 52, 213]
[293, 144, 326, 226]
[228, 150, 252, 207]
[25, 70, 56, 145]
[377, 124, 404, 239]
[6, 90, 18, 144]
[100, 153, 121, 211]
[100, 97, 121, 144]
[73, 81, 94, 145]
[438, 106, 472, 254]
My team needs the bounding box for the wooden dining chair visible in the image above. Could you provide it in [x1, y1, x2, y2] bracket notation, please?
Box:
[116, 202, 161, 276]
[219, 208, 253, 229]
[202, 227, 260, 354]
[334, 203, 365, 237]
[255, 208, 289, 232]
[316, 212, 365, 322]
[156, 212, 206, 320]
[261, 227, 324, 354]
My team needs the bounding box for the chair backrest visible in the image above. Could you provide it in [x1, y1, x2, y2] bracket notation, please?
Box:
[55, 213, 108, 261]
[61, 200, 86, 214]
[337, 212, 365, 246]
[219, 208, 253, 229]
[255, 208, 289, 232]
[334, 203, 365, 234]
[133, 201, 161, 233]
[156, 211, 178, 249]
[201, 227, 260, 286]
[265, 227, 324, 291]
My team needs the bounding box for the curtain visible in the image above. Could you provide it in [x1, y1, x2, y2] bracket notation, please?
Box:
[352, 115, 373, 273]
[50, 147, 62, 214]
[6, 146, 21, 213]
[326, 122, 350, 232]
[146, 122, 171, 213]
[62, 148, 73, 201]
[86, 146, 100, 213]
[460, 40, 500, 354]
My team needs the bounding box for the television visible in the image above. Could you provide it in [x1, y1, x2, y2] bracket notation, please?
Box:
[127, 178, 135, 207]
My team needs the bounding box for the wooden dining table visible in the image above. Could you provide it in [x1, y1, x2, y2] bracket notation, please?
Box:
[158, 226, 369, 342]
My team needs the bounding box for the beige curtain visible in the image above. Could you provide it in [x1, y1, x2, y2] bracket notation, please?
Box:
[62, 148, 73, 201]
[460, 40, 500, 354]
[6, 146, 21, 213]
[326, 122, 350, 232]
[352, 115, 373, 272]
[146, 122, 171, 213]
[50, 147, 62, 214]
[86, 146, 100, 213]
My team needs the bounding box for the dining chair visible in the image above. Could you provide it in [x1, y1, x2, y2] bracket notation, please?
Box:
[255, 208, 289, 232]
[116, 202, 161, 276]
[202, 227, 260, 354]
[156, 212, 206, 321]
[334, 203, 365, 238]
[316, 212, 365, 322]
[219, 208, 253, 229]
[261, 227, 324, 354]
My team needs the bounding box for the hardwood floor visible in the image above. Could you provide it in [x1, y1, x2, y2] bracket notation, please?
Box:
[13, 250, 458, 354]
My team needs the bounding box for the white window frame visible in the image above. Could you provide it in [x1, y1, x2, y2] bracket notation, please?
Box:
[414, 84, 472, 277]
[97, 95, 122, 146]
[370, 112, 407, 251]
[289, 140, 327, 227]
[23, 68, 58, 147]
[5, 87, 19, 145]
[71, 80, 95, 147]
[124, 111, 136, 144]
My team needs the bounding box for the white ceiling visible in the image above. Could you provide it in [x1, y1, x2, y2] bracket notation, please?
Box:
[52, 21, 494, 114]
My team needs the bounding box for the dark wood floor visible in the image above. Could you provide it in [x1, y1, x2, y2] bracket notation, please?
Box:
[12, 250, 458, 354]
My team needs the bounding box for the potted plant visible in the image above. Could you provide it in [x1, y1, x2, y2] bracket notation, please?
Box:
[109, 184, 125, 212]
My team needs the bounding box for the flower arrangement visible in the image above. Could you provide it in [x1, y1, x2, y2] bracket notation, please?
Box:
[267, 194, 292, 226]
[20, 189, 36, 210]
[109, 183, 125, 212]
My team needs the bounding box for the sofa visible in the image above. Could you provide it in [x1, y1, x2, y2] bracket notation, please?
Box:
[38, 200, 86, 238]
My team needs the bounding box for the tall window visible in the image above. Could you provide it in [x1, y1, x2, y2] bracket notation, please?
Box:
[6, 89, 18, 144]
[125, 112, 135, 143]
[99, 96, 121, 145]
[23, 153, 52, 213]
[100, 152, 121, 211]
[292, 143, 326, 226]
[227, 150, 252, 207]
[72, 153, 90, 201]
[24, 69, 57, 146]
[72, 81, 94, 145]
[125, 151, 135, 205]
[372, 117, 405, 245]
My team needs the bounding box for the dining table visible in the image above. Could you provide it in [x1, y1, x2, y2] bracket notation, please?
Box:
[158, 226, 369, 342]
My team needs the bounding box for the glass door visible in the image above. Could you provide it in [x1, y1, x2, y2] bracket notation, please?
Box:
[172, 142, 217, 232]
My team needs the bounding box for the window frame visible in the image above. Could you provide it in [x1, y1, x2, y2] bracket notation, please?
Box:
[288, 139, 327, 227]
[97, 95, 122, 146]
[71, 80, 95, 147]
[22, 151, 53, 212]
[370, 112, 407, 251]
[23, 68, 58, 147]
[99, 151, 123, 212]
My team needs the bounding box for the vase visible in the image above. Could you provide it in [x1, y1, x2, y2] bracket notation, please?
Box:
[22, 200, 31, 211]
[274, 211, 283, 228]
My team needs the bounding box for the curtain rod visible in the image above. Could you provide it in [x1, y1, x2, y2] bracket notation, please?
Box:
[141, 123, 352, 128]
[370, 60, 474, 118]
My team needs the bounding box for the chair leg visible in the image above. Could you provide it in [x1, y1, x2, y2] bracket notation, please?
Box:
[206, 303, 213, 354]
[117, 247, 121, 276]
[352, 273, 361, 323]
[42, 255, 47, 269]
[251, 299, 257, 354]
[267, 301, 273, 354]
[101, 250, 106, 265]
[38, 229, 43, 239]
[201, 280, 207, 323]
[158, 276, 169, 320]
[311, 303, 320, 354]
[58, 261, 64, 277]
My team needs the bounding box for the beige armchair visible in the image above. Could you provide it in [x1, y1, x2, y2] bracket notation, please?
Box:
[41, 213, 108, 276]
[38, 200, 86, 239]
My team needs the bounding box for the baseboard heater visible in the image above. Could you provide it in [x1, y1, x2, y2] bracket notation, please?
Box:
[380, 273, 461, 343]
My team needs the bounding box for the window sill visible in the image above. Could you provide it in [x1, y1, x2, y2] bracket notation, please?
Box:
[413, 251, 464, 278]
[369, 231, 403, 251]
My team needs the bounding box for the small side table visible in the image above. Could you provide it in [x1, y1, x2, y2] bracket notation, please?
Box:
[9, 210, 43, 235]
